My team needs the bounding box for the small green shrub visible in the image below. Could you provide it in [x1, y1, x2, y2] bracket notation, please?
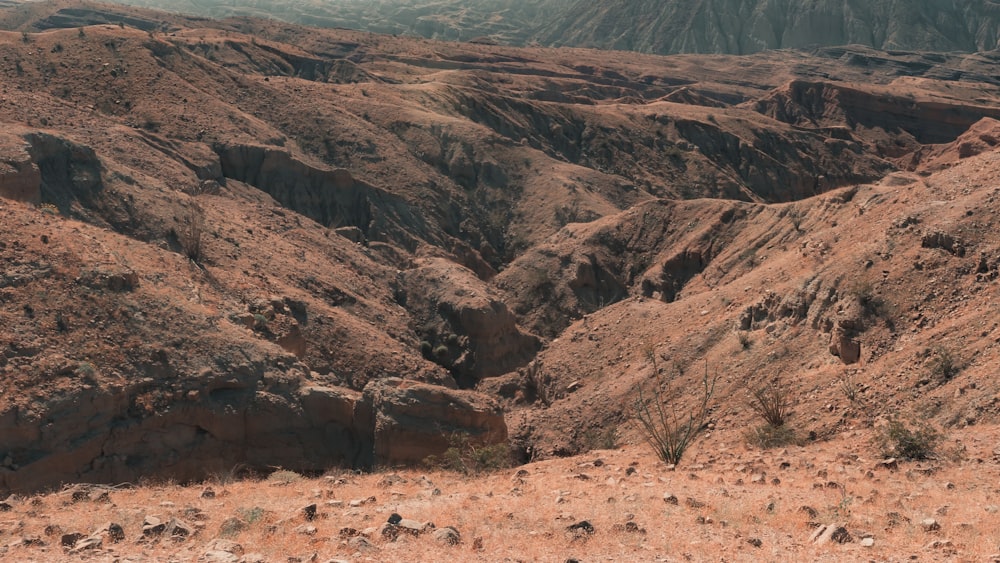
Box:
[75, 361, 96, 378]
[419, 340, 433, 358]
[433, 345, 449, 359]
[875, 417, 941, 460]
[425, 434, 512, 475]
[928, 346, 960, 382]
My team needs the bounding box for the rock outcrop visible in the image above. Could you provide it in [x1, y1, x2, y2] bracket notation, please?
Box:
[0, 374, 506, 495]
[215, 143, 431, 251]
[355, 378, 508, 467]
[0, 133, 41, 204]
[401, 258, 540, 385]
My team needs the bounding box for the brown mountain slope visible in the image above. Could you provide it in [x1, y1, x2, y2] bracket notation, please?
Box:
[2, 1, 1000, 494]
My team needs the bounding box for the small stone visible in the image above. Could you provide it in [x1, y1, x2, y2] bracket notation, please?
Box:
[142, 516, 166, 537]
[925, 539, 954, 550]
[397, 518, 427, 535]
[338, 527, 360, 538]
[877, 458, 898, 471]
[108, 523, 125, 543]
[165, 517, 194, 539]
[921, 518, 941, 532]
[294, 524, 317, 536]
[432, 526, 461, 545]
[301, 504, 317, 521]
[205, 539, 244, 555]
[663, 493, 679, 505]
[69, 534, 102, 553]
[861, 537, 875, 547]
[201, 487, 216, 499]
[60, 532, 85, 548]
[21, 536, 45, 547]
[566, 520, 595, 540]
[810, 523, 852, 544]
[202, 550, 240, 563]
[219, 517, 247, 538]
[685, 497, 705, 509]
[347, 536, 375, 551]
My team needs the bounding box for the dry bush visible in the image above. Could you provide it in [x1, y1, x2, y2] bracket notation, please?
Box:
[424, 433, 512, 475]
[174, 202, 205, 261]
[749, 378, 790, 427]
[634, 360, 716, 465]
[745, 422, 798, 449]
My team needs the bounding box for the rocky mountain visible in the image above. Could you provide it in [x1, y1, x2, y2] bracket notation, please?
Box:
[102, 0, 1000, 54]
[535, 0, 1000, 54]
[4, 0, 1000, 494]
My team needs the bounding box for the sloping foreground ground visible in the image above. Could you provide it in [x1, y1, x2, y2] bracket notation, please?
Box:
[1, 428, 1000, 561]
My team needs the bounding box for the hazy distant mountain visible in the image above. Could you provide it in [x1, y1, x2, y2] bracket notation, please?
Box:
[109, 0, 1000, 54]
[536, 0, 1000, 54]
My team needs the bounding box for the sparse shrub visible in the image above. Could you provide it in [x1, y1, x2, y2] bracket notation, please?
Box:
[839, 371, 861, 403]
[737, 331, 752, 350]
[424, 433, 512, 475]
[433, 345, 449, 359]
[252, 313, 268, 328]
[51, 43, 63, 53]
[445, 333, 459, 346]
[238, 506, 266, 524]
[75, 361, 96, 378]
[175, 203, 205, 261]
[745, 423, 798, 449]
[582, 424, 619, 451]
[746, 378, 796, 449]
[749, 378, 790, 427]
[266, 469, 302, 485]
[875, 417, 942, 460]
[78, 27, 86, 39]
[634, 360, 717, 465]
[21, 31, 29, 43]
[141, 116, 160, 131]
[419, 340, 433, 358]
[928, 346, 960, 382]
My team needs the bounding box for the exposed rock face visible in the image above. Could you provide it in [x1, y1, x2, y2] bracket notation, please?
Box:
[752, 80, 1000, 150]
[0, 375, 506, 495]
[215, 144, 431, 250]
[23, 132, 104, 214]
[354, 378, 508, 468]
[402, 258, 540, 384]
[0, 133, 41, 204]
[829, 299, 865, 365]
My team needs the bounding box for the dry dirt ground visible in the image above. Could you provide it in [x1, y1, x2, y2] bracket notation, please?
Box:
[3, 426, 1000, 562]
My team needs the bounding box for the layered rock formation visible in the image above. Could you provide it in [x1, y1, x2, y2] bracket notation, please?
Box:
[0, 375, 505, 494]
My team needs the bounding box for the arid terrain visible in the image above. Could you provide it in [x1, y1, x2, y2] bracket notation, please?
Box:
[3, 0, 1000, 560]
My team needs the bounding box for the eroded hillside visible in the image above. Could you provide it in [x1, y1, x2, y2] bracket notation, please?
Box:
[2, 1, 1000, 494]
